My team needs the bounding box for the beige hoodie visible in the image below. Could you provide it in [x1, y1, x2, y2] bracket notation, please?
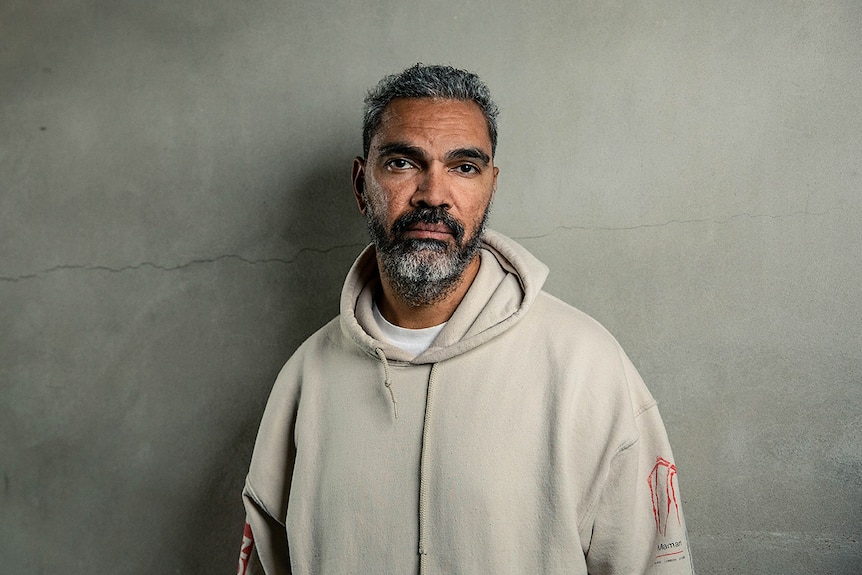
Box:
[240, 230, 694, 575]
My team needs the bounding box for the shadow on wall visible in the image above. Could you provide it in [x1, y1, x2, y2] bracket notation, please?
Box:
[278, 152, 369, 276]
[169, 149, 368, 574]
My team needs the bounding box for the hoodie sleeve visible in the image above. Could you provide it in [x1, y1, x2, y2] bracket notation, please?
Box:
[238, 353, 305, 575]
[585, 352, 695, 574]
[238, 491, 291, 575]
[585, 409, 695, 575]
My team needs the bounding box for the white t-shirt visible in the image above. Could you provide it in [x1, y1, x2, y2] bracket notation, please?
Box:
[372, 302, 446, 358]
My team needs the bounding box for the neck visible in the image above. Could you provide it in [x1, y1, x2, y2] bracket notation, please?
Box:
[376, 255, 480, 329]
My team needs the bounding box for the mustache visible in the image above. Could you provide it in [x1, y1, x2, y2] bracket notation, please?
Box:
[391, 207, 465, 244]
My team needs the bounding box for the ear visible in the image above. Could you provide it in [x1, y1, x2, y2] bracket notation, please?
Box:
[491, 165, 499, 199]
[352, 156, 367, 214]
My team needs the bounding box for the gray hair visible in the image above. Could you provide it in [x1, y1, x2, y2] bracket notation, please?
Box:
[362, 63, 499, 158]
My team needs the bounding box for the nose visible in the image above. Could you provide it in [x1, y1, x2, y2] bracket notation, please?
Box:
[411, 162, 450, 209]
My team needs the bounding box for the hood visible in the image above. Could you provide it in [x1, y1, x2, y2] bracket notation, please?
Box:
[339, 230, 550, 364]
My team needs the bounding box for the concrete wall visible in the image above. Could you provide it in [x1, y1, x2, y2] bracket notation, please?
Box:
[2, 1, 859, 573]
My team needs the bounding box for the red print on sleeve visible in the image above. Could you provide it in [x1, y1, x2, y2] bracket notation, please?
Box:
[237, 521, 254, 575]
[648, 456, 681, 535]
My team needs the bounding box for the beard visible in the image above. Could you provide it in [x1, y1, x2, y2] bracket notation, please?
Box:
[364, 197, 491, 307]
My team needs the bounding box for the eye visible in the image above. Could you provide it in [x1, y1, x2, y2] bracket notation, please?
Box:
[385, 158, 414, 170]
[453, 163, 479, 175]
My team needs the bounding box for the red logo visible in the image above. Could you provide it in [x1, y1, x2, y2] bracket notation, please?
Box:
[237, 521, 255, 575]
[648, 456, 681, 535]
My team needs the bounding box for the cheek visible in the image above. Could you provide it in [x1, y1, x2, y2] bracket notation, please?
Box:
[366, 191, 411, 231]
[370, 182, 414, 218]
[463, 190, 493, 222]
[363, 179, 390, 214]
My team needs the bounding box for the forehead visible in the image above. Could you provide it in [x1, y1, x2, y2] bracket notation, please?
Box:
[371, 98, 492, 154]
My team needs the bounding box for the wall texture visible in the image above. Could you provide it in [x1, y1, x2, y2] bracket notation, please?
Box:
[1, 1, 860, 573]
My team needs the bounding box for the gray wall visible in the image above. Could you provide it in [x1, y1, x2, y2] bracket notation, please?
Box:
[2, 1, 860, 573]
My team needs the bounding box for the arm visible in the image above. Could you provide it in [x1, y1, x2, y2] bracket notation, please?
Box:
[237, 354, 304, 575]
[584, 343, 695, 575]
[585, 403, 695, 574]
[237, 486, 292, 575]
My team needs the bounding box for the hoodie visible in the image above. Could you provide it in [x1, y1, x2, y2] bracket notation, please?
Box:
[240, 230, 694, 575]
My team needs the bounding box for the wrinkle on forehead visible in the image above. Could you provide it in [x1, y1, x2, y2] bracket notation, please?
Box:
[372, 98, 493, 159]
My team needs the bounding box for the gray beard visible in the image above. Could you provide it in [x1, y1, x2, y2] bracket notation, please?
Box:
[364, 199, 490, 307]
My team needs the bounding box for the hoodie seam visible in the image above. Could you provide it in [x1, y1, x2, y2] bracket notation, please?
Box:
[579, 341, 647, 536]
[243, 479, 284, 526]
[578, 436, 639, 537]
[633, 398, 658, 418]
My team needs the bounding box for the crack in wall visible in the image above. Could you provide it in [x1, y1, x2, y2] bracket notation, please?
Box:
[512, 208, 844, 241]
[0, 207, 848, 283]
[0, 242, 367, 283]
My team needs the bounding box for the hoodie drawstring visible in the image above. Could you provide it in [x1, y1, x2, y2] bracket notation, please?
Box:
[374, 348, 398, 419]
[374, 347, 439, 571]
[417, 362, 439, 573]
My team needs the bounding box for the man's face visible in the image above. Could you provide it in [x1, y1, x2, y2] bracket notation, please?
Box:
[352, 98, 498, 306]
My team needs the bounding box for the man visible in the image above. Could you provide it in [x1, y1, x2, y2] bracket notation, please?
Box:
[239, 64, 694, 574]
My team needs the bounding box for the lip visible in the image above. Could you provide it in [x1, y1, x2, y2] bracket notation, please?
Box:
[404, 222, 453, 240]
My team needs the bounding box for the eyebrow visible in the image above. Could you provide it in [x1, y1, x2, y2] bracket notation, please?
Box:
[376, 142, 426, 159]
[446, 147, 490, 166]
[375, 142, 491, 166]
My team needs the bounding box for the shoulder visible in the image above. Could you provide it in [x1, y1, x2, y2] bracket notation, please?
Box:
[295, 316, 344, 356]
[258, 314, 343, 400]
[287, 314, 349, 361]
[526, 290, 623, 351]
[524, 291, 657, 415]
